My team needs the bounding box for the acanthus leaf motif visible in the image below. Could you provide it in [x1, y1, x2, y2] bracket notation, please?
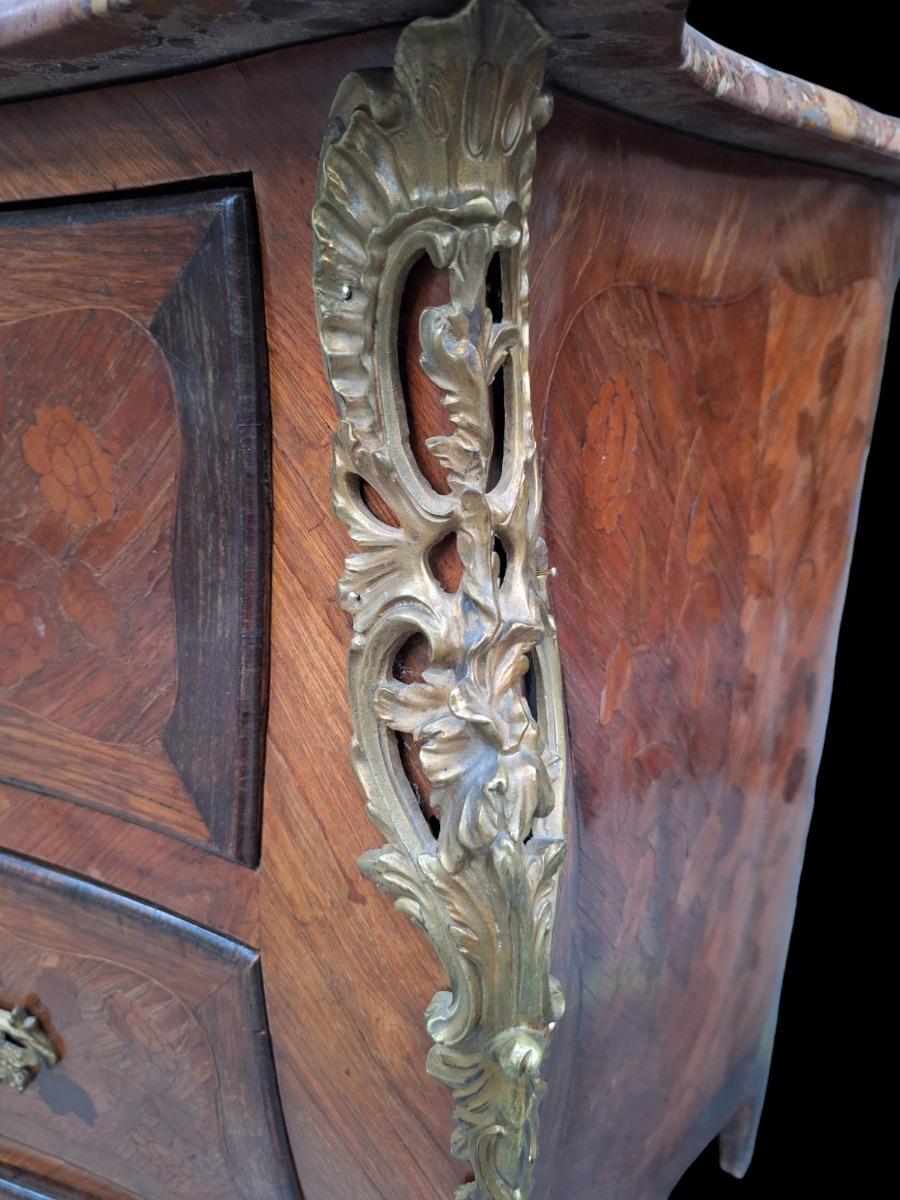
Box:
[312, 3, 567, 1197]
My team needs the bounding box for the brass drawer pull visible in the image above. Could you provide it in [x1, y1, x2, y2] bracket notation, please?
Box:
[0, 1005, 58, 1092]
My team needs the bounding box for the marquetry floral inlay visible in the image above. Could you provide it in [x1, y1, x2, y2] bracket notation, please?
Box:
[22, 402, 117, 526]
[0, 582, 57, 689]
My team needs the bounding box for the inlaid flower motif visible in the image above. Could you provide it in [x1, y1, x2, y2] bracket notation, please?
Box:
[584, 374, 638, 536]
[0, 583, 57, 688]
[21, 403, 116, 527]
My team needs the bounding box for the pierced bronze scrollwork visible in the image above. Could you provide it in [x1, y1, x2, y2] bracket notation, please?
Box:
[313, 1, 567, 1195]
[0, 1004, 57, 1092]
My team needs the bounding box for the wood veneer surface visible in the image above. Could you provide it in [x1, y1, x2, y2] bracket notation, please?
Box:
[0, 30, 896, 1200]
[0, 854, 298, 1200]
[0, 188, 271, 864]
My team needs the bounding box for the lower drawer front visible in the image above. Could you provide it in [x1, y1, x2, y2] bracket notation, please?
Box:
[0, 853, 297, 1200]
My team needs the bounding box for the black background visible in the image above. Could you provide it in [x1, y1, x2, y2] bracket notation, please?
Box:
[669, 4, 894, 1196]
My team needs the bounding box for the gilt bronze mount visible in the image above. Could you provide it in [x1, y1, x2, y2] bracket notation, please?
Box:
[313, 1, 567, 1196]
[0, 1004, 57, 1092]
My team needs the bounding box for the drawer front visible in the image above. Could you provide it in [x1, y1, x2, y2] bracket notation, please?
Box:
[0, 852, 297, 1200]
[0, 187, 270, 864]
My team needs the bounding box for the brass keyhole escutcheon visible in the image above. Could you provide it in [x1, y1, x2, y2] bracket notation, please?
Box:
[0, 1004, 58, 1092]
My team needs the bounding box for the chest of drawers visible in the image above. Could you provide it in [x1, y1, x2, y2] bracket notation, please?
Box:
[0, 3, 896, 1198]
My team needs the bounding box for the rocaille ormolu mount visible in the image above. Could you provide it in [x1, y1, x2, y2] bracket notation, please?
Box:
[313, 3, 568, 1195]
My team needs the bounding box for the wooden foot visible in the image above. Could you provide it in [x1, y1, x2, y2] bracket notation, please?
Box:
[718, 1085, 767, 1179]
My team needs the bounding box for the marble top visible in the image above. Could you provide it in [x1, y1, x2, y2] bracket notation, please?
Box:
[1, 0, 898, 183]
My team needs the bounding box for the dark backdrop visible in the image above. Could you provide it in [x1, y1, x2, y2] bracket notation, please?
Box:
[671, 5, 895, 1196]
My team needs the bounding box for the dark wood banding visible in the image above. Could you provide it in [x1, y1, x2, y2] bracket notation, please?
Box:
[155, 190, 272, 864]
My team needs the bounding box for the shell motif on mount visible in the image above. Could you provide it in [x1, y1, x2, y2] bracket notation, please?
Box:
[312, 1, 568, 1196]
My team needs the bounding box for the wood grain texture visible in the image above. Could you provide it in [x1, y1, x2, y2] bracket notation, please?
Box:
[0, 783, 258, 946]
[1, 1115, 159, 1200]
[527, 94, 897, 1199]
[0, 30, 896, 1200]
[0, 1159, 131, 1199]
[0, 1, 898, 184]
[0, 853, 298, 1200]
[154, 192, 272, 864]
[0, 189, 270, 863]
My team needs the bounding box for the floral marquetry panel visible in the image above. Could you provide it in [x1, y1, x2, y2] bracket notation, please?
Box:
[0, 852, 298, 1199]
[0, 189, 270, 864]
[524, 94, 898, 1198]
[0, 312, 178, 732]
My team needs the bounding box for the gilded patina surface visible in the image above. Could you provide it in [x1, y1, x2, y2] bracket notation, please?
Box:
[0, 1004, 57, 1092]
[312, 1, 568, 1195]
